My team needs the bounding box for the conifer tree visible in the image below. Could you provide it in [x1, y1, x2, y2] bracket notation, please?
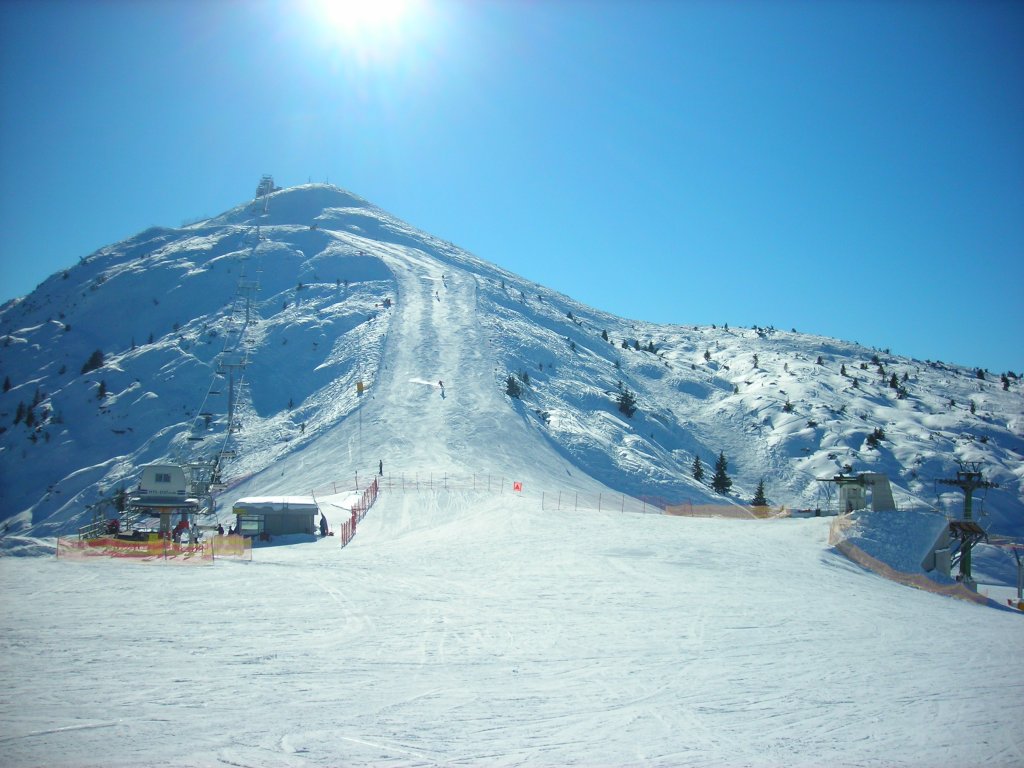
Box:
[692, 455, 704, 483]
[712, 451, 732, 494]
[81, 349, 104, 374]
[505, 374, 522, 399]
[752, 479, 768, 507]
[617, 388, 637, 418]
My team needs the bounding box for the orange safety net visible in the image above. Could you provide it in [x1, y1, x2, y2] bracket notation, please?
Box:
[206, 534, 252, 560]
[664, 504, 788, 519]
[827, 516, 993, 606]
[57, 536, 213, 564]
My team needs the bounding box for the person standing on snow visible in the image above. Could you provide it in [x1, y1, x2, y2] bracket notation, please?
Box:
[379, 459, 383, 476]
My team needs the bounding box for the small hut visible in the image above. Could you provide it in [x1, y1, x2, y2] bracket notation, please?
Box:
[232, 496, 319, 537]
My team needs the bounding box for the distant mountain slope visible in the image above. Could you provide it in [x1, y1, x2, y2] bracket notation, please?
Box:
[1, 184, 1021, 536]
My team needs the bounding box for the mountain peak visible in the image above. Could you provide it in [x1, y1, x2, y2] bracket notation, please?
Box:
[1, 183, 1021, 538]
[206, 183, 374, 229]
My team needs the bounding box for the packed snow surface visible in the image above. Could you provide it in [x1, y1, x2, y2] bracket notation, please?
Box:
[3, 498, 1023, 768]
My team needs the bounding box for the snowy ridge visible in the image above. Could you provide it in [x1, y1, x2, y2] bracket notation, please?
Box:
[0, 183, 1021, 537]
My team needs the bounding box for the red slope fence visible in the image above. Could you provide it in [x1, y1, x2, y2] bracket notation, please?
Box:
[337, 478, 379, 549]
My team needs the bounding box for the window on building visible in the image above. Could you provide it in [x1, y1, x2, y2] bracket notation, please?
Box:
[236, 515, 262, 536]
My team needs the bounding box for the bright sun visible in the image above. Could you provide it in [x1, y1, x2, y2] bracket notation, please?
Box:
[309, 0, 420, 50]
[325, 0, 412, 29]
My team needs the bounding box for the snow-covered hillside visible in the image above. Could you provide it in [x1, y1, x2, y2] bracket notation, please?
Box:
[0, 183, 1022, 536]
[1, 183, 1023, 767]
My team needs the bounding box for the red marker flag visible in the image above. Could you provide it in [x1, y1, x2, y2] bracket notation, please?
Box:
[513, 481, 523, 492]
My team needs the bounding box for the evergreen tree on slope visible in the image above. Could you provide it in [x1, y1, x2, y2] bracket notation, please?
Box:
[752, 478, 768, 507]
[712, 451, 732, 494]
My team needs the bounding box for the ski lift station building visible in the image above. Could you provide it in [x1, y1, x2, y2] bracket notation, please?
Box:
[132, 464, 195, 511]
[232, 496, 319, 537]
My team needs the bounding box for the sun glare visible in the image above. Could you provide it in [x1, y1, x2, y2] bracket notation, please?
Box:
[308, 0, 421, 51]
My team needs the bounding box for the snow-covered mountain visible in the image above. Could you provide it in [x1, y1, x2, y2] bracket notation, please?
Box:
[1, 183, 1022, 536]
[3, 183, 1024, 767]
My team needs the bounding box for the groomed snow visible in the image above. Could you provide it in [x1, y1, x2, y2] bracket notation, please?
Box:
[2, 494, 1022, 767]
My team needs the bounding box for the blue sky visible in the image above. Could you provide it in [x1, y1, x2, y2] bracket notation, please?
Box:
[1, 0, 1021, 373]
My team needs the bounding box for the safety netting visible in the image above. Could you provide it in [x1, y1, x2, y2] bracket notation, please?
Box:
[337, 478, 380, 548]
[56, 534, 251, 564]
[828, 513, 993, 606]
[664, 504, 789, 519]
[206, 534, 252, 560]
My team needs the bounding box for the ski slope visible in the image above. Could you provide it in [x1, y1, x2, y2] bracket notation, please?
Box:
[219, 222, 618, 503]
[2, 192, 1023, 766]
[2, 494, 1022, 767]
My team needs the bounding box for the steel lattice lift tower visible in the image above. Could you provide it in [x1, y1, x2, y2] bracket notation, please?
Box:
[936, 462, 997, 585]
